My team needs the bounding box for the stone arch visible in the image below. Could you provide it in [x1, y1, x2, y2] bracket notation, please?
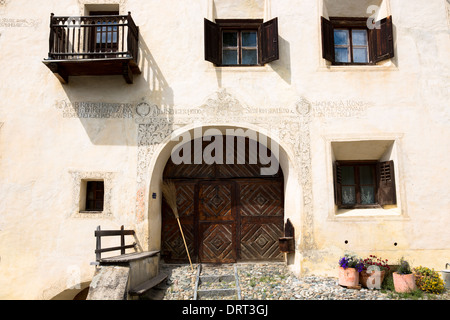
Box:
[145, 123, 303, 264]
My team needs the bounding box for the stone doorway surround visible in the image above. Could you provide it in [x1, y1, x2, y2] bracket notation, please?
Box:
[138, 90, 314, 271]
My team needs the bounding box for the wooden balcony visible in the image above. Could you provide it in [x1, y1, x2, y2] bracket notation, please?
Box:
[43, 12, 140, 84]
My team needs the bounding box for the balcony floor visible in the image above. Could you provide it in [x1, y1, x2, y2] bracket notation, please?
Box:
[43, 57, 141, 84]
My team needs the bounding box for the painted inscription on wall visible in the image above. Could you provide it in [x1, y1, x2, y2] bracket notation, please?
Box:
[0, 18, 41, 28]
[55, 96, 371, 120]
[55, 100, 134, 118]
[311, 100, 370, 118]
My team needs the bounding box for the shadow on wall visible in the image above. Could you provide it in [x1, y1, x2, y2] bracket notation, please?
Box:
[57, 34, 174, 146]
[50, 281, 91, 300]
[272, 35, 291, 84]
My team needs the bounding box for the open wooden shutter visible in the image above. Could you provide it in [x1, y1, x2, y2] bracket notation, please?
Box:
[370, 15, 394, 63]
[259, 17, 279, 64]
[377, 160, 397, 206]
[333, 162, 342, 206]
[321, 17, 335, 63]
[204, 18, 220, 65]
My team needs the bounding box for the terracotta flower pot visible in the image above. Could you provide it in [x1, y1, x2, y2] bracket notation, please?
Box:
[360, 270, 385, 289]
[393, 272, 417, 293]
[338, 267, 359, 287]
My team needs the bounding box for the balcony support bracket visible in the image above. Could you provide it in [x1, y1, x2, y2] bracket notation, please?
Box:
[47, 62, 69, 84]
[122, 62, 133, 84]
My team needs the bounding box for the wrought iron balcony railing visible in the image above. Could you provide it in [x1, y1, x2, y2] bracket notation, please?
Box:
[43, 12, 140, 84]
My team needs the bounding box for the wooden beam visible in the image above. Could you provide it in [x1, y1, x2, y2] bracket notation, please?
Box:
[46, 62, 69, 84]
[95, 229, 135, 237]
[122, 62, 133, 84]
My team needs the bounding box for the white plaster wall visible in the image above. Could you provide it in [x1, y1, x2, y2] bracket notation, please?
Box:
[0, 0, 448, 298]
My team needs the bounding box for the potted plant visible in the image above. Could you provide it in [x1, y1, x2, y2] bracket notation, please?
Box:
[413, 266, 445, 294]
[393, 257, 417, 293]
[360, 255, 390, 289]
[338, 254, 364, 287]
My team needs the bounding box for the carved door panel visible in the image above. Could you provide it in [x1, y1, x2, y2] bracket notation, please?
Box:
[198, 181, 236, 263]
[161, 182, 196, 263]
[238, 180, 284, 261]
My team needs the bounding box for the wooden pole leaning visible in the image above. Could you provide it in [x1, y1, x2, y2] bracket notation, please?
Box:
[161, 180, 194, 271]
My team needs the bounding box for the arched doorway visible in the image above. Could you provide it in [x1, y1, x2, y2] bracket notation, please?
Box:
[161, 135, 284, 263]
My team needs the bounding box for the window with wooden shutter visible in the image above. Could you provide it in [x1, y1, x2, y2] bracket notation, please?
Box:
[333, 161, 396, 208]
[377, 160, 397, 206]
[333, 162, 342, 206]
[204, 18, 279, 66]
[260, 18, 279, 64]
[370, 16, 395, 63]
[321, 16, 394, 65]
[204, 18, 221, 65]
[321, 17, 335, 63]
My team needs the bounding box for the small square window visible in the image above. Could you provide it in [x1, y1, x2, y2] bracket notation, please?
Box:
[85, 181, 104, 211]
[70, 171, 114, 217]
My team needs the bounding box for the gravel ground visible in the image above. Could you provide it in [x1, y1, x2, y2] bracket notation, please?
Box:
[142, 262, 450, 300]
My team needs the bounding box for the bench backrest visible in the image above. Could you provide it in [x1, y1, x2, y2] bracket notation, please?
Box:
[95, 225, 136, 261]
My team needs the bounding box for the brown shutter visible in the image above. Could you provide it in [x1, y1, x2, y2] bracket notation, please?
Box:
[204, 18, 220, 65]
[259, 17, 279, 64]
[333, 162, 342, 206]
[371, 15, 394, 63]
[321, 16, 335, 63]
[377, 160, 397, 206]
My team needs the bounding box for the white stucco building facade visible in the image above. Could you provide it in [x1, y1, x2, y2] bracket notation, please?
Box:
[0, 0, 449, 299]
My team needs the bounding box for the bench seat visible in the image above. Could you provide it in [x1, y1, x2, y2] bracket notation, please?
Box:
[99, 251, 160, 265]
[129, 272, 168, 296]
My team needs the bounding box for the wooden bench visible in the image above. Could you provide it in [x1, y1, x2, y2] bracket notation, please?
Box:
[92, 225, 166, 298]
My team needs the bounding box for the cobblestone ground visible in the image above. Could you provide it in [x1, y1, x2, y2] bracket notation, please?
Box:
[141, 262, 450, 300]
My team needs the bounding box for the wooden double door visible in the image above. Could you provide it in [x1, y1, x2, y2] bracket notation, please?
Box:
[162, 178, 284, 263]
[161, 135, 284, 263]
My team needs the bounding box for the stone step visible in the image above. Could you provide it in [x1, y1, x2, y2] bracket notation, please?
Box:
[196, 288, 237, 299]
[200, 274, 235, 283]
[194, 264, 241, 300]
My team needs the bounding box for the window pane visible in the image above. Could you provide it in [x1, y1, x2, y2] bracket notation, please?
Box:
[223, 32, 238, 47]
[353, 48, 368, 63]
[352, 30, 368, 46]
[223, 50, 238, 65]
[341, 166, 355, 185]
[335, 48, 349, 63]
[242, 49, 257, 65]
[359, 166, 374, 185]
[342, 186, 356, 205]
[361, 186, 375, 204]
[95, 200, 104, 210]
[242, 31, 257, 47]
[334, 29, 349, 45]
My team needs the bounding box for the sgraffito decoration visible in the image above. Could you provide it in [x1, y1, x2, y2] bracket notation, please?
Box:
[55, 90, 374, 250]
